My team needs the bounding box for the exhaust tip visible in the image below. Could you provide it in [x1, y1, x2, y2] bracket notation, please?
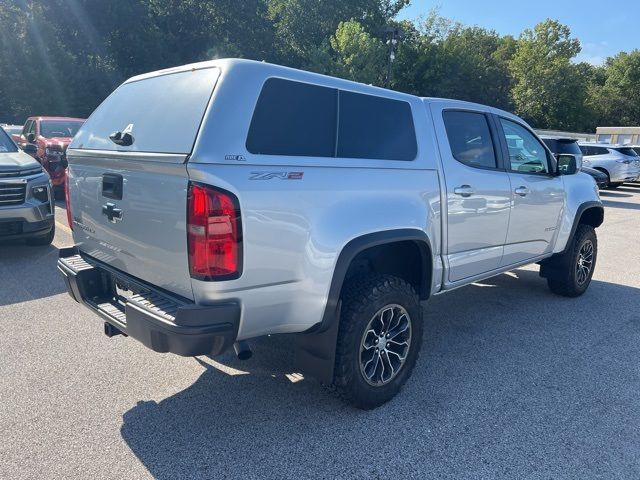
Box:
[233, 340, 252, 360]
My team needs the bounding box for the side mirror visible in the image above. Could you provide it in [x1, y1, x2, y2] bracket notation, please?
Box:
[27, 133, 36, 143]
[22, 143, 37, 155]
[556, 154, 578, 175]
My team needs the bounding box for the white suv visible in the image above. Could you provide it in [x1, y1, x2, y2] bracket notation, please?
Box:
[579, 143, 640, 188]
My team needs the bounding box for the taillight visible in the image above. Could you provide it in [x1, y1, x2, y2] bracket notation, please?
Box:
[187, 183, 242, 280]
[64, 168, 73, 230]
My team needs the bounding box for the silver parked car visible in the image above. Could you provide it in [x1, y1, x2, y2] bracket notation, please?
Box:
[0, 127, 55, 244]
[58, 59, 603, 408]
[578, 143, 640, 188]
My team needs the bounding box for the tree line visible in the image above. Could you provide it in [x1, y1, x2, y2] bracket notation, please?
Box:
[1, 0, 638, 132]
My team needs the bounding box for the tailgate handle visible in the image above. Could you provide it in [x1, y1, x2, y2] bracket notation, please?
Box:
[102, 174, 123, 200]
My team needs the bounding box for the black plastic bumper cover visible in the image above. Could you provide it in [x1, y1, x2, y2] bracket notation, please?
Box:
[57, 246, 240, 357]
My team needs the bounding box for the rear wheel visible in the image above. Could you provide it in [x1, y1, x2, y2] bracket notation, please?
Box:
[545, 224, 597, 297]
[27, 224, 55, 246]
[331, 274, 423, 409]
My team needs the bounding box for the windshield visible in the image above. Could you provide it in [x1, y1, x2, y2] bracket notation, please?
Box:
[0, 127, 18, 153]
[542, 138, 582, 156]
[613, 147, 639, 157]
[40, 120, 83, 139]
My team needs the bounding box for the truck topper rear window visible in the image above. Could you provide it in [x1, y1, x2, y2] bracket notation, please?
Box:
[71, 68, 219, 154]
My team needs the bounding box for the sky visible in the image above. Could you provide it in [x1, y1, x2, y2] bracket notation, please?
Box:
[399, 0, 638, 65]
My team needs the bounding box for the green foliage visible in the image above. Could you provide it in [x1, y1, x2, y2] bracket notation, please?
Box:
[0, 3, 638, 131]
[509, 19, 588, 129]
[590, 50, 640, 127]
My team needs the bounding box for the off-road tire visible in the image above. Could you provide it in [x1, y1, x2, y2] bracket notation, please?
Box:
[331, 273, 423, 409]
[546, 224, 597, 297]
[27, 224, 55, 246]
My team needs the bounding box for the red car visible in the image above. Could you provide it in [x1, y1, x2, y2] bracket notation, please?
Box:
[13, 116, 85, 196]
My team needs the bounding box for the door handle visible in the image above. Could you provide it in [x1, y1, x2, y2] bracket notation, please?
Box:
[453, 185, 474, 197]
[514, 186, 530, 197]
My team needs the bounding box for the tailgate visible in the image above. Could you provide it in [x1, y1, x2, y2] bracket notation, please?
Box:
[66, 66, 221, 300]
[67, 152, 193, 299]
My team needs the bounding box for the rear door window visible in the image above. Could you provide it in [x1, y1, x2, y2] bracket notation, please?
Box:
[613, 147, 638, 157]
[246, 78, 337, 157]
[442, 110, 497, 169]
[71, 67, 220, 154]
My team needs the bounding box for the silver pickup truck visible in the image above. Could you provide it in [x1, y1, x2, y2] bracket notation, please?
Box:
[58, 59, 603, 409]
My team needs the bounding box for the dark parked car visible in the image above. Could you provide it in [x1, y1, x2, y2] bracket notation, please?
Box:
[582, 166, 608, 189]
[541, 136, 606, 188]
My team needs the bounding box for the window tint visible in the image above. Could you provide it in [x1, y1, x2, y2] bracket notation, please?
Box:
[500, 119, 549, 174]
[72, 68, 220, 154]
[613, 147, 638, 157]
[442, 111, 497, 168]
[583, 146, 609, 156]
[246, 78, 418, 161]
[542, 138, 582, 156]
[246, 78, 337, 157]
[337, 91, 416, 160]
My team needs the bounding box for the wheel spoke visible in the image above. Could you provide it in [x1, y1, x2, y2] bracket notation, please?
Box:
[362, 329, 378, 350]
[380, 307, 394, 332]
[363, 351, 380, 381]
[380, 351, 394, 381]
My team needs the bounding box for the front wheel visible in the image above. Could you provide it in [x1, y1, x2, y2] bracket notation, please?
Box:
[545, 224, 597, 297]
[331, 274, 423, 409]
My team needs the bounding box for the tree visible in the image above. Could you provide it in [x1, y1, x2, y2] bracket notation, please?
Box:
[590, 50, 640, 127]
[328, 20, 386, 85]
[508, 19, 587, 129]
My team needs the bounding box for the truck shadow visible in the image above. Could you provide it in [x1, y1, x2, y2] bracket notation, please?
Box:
[120, 269, 640, 479]
[0, 242, 65, 306]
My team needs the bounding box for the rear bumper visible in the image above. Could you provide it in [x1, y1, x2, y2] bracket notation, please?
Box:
[57, 246, 240, 357]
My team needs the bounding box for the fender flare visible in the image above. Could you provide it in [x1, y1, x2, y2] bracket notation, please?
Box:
[294, 229, 433, 385]
[560, 201, 604, 255]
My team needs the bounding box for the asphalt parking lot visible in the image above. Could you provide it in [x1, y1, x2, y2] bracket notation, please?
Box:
[1, 186, 639, 480]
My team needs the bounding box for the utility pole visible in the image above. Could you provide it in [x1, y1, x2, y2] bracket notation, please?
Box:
[384, 26, 402, 89]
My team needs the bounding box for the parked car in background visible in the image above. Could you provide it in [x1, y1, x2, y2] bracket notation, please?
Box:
[58, 59, 603, 409]
[578, 143, 640, 188]
[540, 136, 583, 168]
[541, 136, 607, 188]
[1, 124, 23, 137]
[581, 166, 609, 189]
[13, 116, 85, 197]
[0, 125, 54, 245]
